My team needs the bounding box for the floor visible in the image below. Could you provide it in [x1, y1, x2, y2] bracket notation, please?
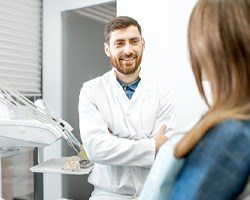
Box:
[1, 148, 34, 200]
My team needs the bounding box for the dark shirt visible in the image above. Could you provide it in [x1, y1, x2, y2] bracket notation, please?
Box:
[117, 77, 141, 100]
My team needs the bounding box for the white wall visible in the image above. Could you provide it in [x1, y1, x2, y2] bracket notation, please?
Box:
[43, 0, 115, 199]
[117, 0, 207, 131]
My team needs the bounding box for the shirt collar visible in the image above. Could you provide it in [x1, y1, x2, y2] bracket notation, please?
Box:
[116, 77, 141, 91]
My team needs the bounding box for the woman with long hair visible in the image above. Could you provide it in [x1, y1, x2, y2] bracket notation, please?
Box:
[139, 0, 250, 199]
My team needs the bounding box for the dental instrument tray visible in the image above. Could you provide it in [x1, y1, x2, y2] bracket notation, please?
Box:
[30, 157, 94, 175]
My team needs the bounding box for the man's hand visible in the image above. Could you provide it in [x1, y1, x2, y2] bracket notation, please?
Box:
[154, 125, 168, 154]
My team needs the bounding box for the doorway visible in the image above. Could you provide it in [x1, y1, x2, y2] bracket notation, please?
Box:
[61, 2, 116, 199]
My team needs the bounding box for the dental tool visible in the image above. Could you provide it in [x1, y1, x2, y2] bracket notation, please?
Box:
[0, 78, 80, 154]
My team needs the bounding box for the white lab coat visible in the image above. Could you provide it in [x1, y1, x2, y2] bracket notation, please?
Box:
[78, 68, 175, 199]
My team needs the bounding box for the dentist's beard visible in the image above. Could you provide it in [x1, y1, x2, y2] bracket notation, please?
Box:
[110, 54, 142, 75]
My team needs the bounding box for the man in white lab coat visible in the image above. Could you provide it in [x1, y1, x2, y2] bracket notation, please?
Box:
[78, 16, 176, 200]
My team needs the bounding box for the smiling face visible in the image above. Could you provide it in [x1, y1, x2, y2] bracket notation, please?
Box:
[104, 25, 145, 75]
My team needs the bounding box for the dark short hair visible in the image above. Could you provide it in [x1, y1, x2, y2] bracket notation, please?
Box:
[104, 16, 142, 44]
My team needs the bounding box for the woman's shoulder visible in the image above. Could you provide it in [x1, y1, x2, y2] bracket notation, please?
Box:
[209, 119, 250, 140]
[172, 119, 250, 200]
[217, 119, 250, 130]
[191, 119, 250, 162]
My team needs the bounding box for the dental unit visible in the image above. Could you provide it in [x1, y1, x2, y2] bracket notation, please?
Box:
[0, 78, 92, 172]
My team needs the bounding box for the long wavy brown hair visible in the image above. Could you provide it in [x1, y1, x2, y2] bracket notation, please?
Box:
[174, 0, 250, 158]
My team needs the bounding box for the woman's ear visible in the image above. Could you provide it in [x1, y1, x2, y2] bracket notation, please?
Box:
[104, 42, 110, 57]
